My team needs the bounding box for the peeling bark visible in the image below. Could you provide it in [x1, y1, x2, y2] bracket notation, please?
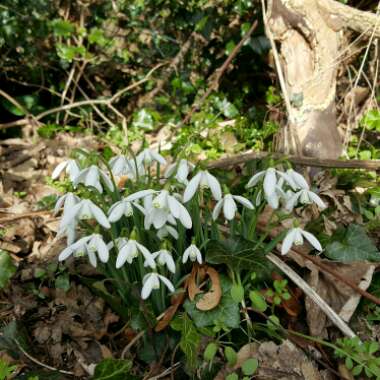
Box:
[265, 0, 380, 158]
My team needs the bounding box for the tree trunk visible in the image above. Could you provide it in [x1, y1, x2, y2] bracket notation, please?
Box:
[265, 0, 380, 158]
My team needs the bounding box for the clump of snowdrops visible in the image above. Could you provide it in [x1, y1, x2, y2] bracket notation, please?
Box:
[52, 148, 325, 315]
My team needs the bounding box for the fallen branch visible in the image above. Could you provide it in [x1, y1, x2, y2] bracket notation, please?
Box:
[181, 20, 259, 125]
[266, 253, 357, 338]
[207, 150, 380, 170]
[0, 210, 51, 224]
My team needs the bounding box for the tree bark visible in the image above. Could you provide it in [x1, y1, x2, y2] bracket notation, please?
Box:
[265, 0, 380, 158]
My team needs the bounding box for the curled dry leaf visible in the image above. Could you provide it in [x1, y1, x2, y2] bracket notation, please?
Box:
[155, 291, 186, 332]
[196, 267, 222, 311]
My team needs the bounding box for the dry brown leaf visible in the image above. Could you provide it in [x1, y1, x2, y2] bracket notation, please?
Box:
[196, 267, 222, 311]
[155, 291, 186, 332]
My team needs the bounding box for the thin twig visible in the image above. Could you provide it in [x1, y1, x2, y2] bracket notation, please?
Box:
[181, 20, 258, 125]
[207, 150, 380, 170]
[0, 210, 51, 224]
[266, 253, 357, 338]
[121, 330, 145, 359]
[15, 339, 74, 376]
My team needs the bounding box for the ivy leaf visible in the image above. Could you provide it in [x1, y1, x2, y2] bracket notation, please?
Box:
[170, 313, 200, 369]
[184, 275, 240, 329]
[206, 237, 268, 272]
[0, 251, 16, 289]
[325, 224, 380, 262]
[93, 358, 137, 380]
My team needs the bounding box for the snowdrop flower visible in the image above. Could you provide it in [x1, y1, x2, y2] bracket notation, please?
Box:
[285, 169, 309, 190]
[141, 272, 175, 300]
[151, 190, 192, 228]
[165, 159, 194, 184]
[147, 249, 176, 273]
[286, 189, 326, 211]
[54, 192, 80, 215]
[116, 239, 156, 269]
[59, 234, 109, 267]
[52, 159, 80, 182]
[183, 170, 222, 202]
[73, 165, 114, 193]
[213, 194, 254, 221]
[58, 221, 77, 245]
[182, 244, 202, 264]
[109, 155, 145, 179]
[124, 189, 156, 203]
[281, 227, 322, 255]
[157, 225, 179, 240]
[108, 199, 133, 222]
[59, 199, 111, 231]
[137, 148, 166, 166]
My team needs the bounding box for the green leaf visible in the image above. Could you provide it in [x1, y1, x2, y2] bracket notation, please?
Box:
[204, 342, 218, 362]
[230, 283, 244, 303]
[249, 290, 267, 312]
[50, 19, 75, 37]
[93, 358, 137, 380]
[170, 313, 201, 369]
[345, 357, 353, 370]
[0, 251, 16, 289]
[226, 373, 238, 380]
[352, 364, 363, 376]
[242, 358, 258, 375]
[224, 346, 237, 367]
[55, 273, 70, 292]
[184, 275, 240, 329]
[325, 224, 380, 262]
[362, 109, 380, 131]
[206, 237, 267, 272]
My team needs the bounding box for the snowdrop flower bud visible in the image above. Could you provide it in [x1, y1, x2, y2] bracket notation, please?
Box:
[183, 170, 222, 202]
[59, 234, 109, 267]
[147, 249, 176, 273]
[286, 189, 326, 211]
[137, 148, 166, 166]
[52, 159, 80, 182]
[116, 239, 156, 269]
[54, 192, 81, 215]
[108, 199, 133, 222]
[141, 272, 175, 300]
[281, 227, 322, 255]
[59, 199, 111, 231]
[213, 194, 254, 221]
[165, 159, 194, 184]
[182, 244, 202, 264]
[73, 165, 114, 193]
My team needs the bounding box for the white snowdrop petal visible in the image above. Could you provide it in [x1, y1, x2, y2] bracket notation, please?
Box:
[100, 171, 115, 191]
[183, 172, 202, 202]
[88, 250, 97, 267]
[182, 246, 190, 263]
[141, 275, 155, 299]
[124, 189, 156, 202]
[52, 161, 67, 180]
[164, 163, 176, 178]
[116, 243, 131, 268]
[152, 150, 166, 165]
[286, 192, 301, 211]
[54, 194, 66, 215]
[167, 196, 181, 218]
[290, 170, 309, 190]
[281, 229, 297, 255]
[223, 195, 236, 220]
[59, 202, 82, 230]
[233, 195, 254, 210]
[212, 199, 223, 221]
[59, 246, 74, 261]
[263, 168, 277, 198]
[246, 171, 265, 188]
[96, 237, 109, 262]
[108, 202, 125, 222]
[166, 226, 179, 239]
[308, 191, 326, 209]
[205, 171, 222, 200]
[89, 203, 111, 229]
[301, 230, 322, 251]
[158, 275, 175, 292]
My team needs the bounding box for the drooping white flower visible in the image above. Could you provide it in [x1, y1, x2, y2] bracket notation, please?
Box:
[285, 169, 309, 190]
[54, 192, 81, 215]
[182, 244, 202, 264]
[59, 234, 109, 267]
[156, 225, 179, 240]
[183, 170, 222, 202]
[109, 155, 145, 179]
[108, 199, 133, 222]
[165, 159, 194, 184]
[141, 272, 175, 300]
[212, 194, 254, 221]
[152, 190, 192, 228]
[146, 249, 176, 273]
[286, 189, 326, 211]
[73, 165, 115, 193]
[59, 199, 111, 231]
[247, 168, 294, 209]
[281, 227, 322, 255]
[52, 159, 80, 182]
[137, 148, 166, 166]
[115, 239, 156, 269]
